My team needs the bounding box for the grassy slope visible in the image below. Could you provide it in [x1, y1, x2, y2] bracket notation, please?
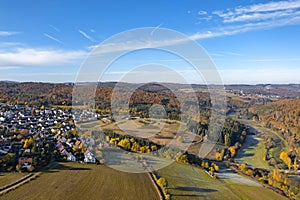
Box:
[157, 162, 286, 200]
[1, 162, 159, 200]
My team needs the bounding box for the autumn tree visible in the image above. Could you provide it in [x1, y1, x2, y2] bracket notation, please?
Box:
[280, 151, 292, 170]
[118, 138, 131, 150]
[228, 146, 236, 158]
[157, 177, 168, 188]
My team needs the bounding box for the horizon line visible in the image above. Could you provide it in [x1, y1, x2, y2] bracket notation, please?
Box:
[0, 80, 299, 86]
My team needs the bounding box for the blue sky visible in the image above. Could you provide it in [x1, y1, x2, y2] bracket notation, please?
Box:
[1, 0, 300, 84]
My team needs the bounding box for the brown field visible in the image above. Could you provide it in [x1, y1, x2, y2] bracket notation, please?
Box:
[0, 173, 28, 188]
[1, 162, 159, 200]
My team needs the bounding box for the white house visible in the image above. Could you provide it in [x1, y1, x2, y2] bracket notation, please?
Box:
[84, 150, 96, 163]
[67, 153, 76, 162]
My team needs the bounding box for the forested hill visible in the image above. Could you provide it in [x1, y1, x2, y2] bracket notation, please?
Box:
[0, 82, 212, 120]
[250, 98, 300, 150]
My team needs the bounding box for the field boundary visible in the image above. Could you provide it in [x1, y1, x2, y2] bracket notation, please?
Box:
[147, 171, 164, 200]
[0, 172, 41, 196]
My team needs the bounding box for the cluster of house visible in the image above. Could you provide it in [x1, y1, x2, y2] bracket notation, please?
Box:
[0, 103, 97, 171]
[55, 136, 96, 163]
[0, 104, 74, 132]
[73, 109, 110, 123]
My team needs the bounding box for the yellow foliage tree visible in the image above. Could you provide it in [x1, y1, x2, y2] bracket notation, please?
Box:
[280, 151, 292, 170]
[229, 146, 236, 157]
[80, 143, 87, 153]
[151, 145, 157, 151]
[239, 163, 248, 172]
[212, 163, 219, 172]
[157, 177, 168, 188]
[131, 142, 140, 152]
[294, 158, 297, 171]
[280, 151, 288, 161]
[117, 139, 131, 150]
[23, 139, 30, 149]
[215, 150, 224, 161]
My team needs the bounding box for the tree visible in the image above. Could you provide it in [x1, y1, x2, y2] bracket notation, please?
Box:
[118, 138, 131, 150]
[28, 137, 34, 145]
[27, 165, 35, 172]
[157, 177, 168, 188]
[216, 149, 224, 161]
[23, 139, 30, 149]
[280, 151, 288, 161]
[80, 143, 87, 153]
[16, 164, 22, 173]
[176, 154, 188, 163]
[212, 163, 219, 172]
[239, 163, 248, 172]
[280, 151, 292, 170]
[287, 157, 292, 171]
[151, 145, 157, 152]
[131, 142, 140, 152]
[229, 146, 236, 158]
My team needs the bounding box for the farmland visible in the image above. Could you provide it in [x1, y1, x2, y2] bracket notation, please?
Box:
[0, 162, 159, 200]
[0, 173, 28, 188]
[157, 162, 287, 200]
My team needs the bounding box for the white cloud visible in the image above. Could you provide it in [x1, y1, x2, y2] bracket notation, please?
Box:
[224, 9, 297, 23]
[86, 16, 300, 56]
[0, 47, 87, 67]
[235, 0, 300, 14]
[193, 5, 300, 40]
[0, 31, 19, 36]
[214, 0, 300, 23]
[79, 29, 97, 42]
[44, 33, 64, 44]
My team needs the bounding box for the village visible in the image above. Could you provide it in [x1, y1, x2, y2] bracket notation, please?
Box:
[0, 103, 99, 172]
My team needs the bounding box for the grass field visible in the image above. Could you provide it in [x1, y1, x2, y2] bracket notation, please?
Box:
[1, 162, 159, 200]
[0, 173, 28, 188]
[241, 119, 288, 151]
[229, 116, 288, 169]
[157, 162, 286, 200]
[235, 135, 272, 169]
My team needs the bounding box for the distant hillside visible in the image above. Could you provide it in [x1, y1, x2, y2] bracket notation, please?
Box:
[250, 98, 300, 150]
